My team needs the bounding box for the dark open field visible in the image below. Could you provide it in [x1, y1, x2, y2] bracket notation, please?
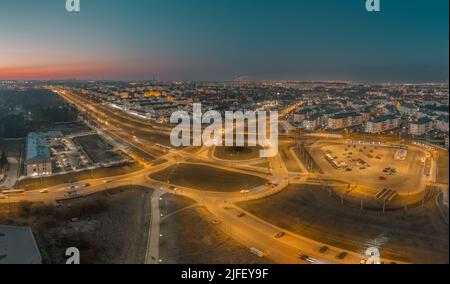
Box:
[150, 163, 266, 192]
[74, 135, 123, 164]
[238, 184, 449, 264]
[0, 186, 153, 264]
[214, 146, 261, 161]
[159, 194, 273, 264]
[0, 139, 23, 158]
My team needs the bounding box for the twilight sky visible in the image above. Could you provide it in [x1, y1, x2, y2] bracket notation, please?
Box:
[0, 0, 448, 82]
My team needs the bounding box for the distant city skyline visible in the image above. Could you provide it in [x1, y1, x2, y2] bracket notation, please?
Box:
[0, 0, 448, 82]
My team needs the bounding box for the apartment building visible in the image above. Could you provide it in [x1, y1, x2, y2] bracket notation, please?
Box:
[409, 117, 434, 136]
[366, 115, 400, 133]
[328, 112, 363, 130]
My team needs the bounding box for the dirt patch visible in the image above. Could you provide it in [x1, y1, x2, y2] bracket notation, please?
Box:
[0, 186, 153, 264]
[74, 135, 124, 164]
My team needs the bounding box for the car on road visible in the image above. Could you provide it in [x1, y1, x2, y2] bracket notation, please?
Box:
[336, 252, 348, 260]
[0, 195, 9, 200]
[319, 246, 329, 254]
[240, 190, 250, 194]
[39, 189, 49, 194]
[81, 183, 91, 188]
[250, 248, 265, 258]
[103, 179, 113, 184]
[274, 232, 286, 239]
[237, 213, 246, 218]
[379, 176, 387, 181]
[298, 254, 316, 263]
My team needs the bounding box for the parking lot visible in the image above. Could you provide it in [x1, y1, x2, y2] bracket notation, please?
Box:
[309, 141, 428, 195]
[49, 137, 92, 174]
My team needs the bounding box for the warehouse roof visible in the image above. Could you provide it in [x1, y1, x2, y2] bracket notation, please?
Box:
[0, 225, 42, 264]
[26, 131, 62, 162]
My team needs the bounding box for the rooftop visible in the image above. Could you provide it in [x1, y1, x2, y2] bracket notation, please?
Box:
[306, 113, 322, 121]
[331, 112, 361, 119]
[412, 117, 433, 125]
[26, 131, 62, 162]
[0, 225, 42, 264]
[369, 115, 399, 123]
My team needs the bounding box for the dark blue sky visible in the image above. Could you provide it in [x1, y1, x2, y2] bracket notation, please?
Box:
[0, 0, 448, 82]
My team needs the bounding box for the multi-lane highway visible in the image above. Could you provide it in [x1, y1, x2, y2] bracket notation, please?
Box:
[0, 87, 416, 264]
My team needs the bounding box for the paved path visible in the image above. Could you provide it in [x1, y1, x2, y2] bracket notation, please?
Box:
[145, 188, 165, 264]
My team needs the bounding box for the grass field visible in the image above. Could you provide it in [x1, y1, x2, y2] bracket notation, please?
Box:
[214, 146, 261, 161]
[150, 163, 266, 192]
